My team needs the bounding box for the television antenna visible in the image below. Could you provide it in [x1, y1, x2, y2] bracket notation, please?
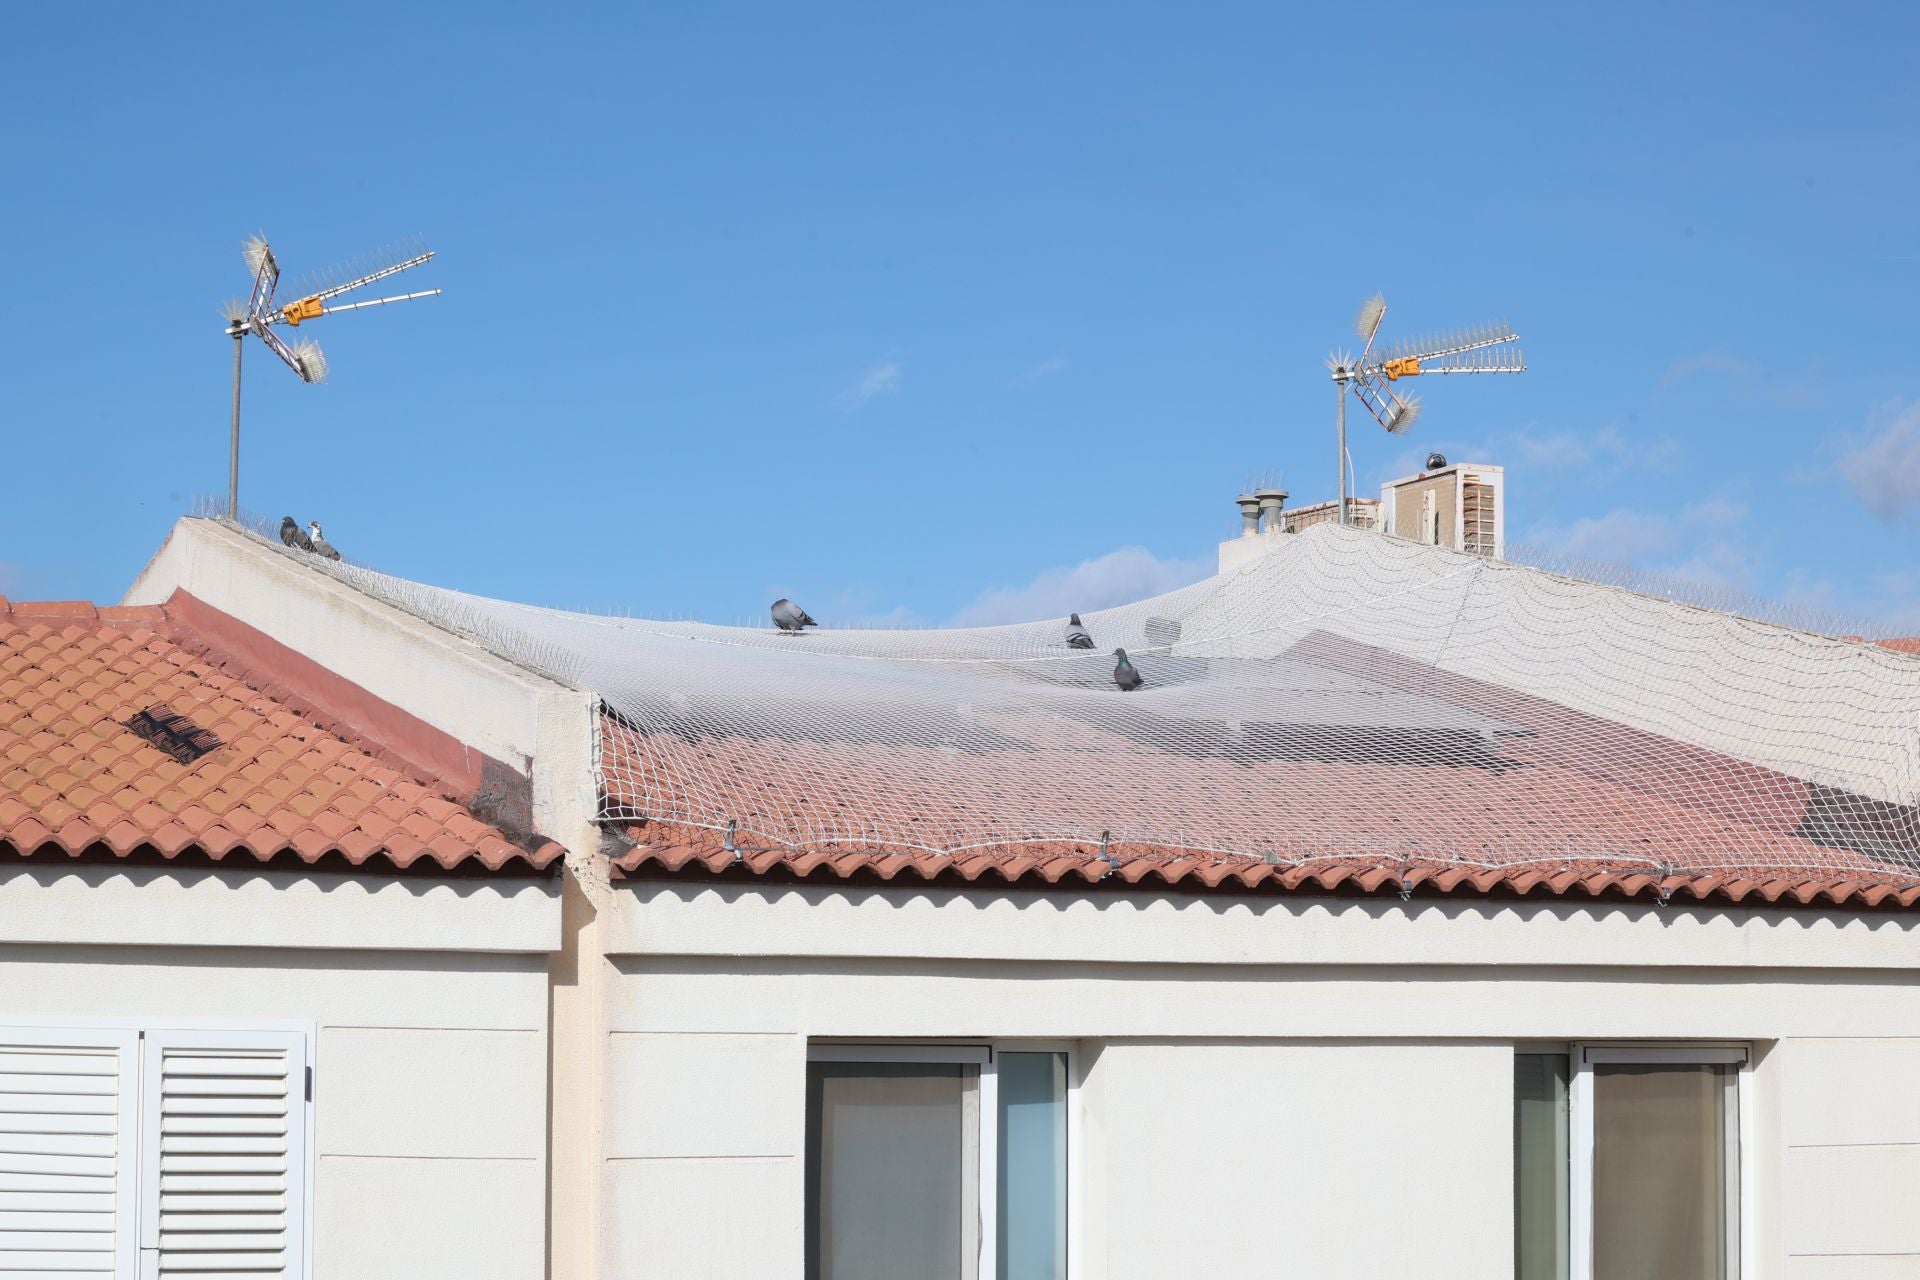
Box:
[220, 234, 441, 518]
[1326, 294, 1524, 525]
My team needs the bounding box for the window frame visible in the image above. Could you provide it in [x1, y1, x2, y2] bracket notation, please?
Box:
[1567, 1043, 1750, 1280]
[804, 1041, 1079, 1280]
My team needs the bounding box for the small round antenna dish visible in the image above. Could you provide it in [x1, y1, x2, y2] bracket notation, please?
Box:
[1426, 451, 1448, 471]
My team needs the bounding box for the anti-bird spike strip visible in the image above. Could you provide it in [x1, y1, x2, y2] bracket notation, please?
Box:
[217, 515, 1920, 884]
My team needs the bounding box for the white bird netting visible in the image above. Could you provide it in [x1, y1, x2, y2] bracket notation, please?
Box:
[218, 515, 1920, 880]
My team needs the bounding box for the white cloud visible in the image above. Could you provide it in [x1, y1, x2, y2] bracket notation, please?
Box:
[1023, 357, 1068, 383]
[1836, 402, 1920, 523]
[844, 361, 902, 404]
[1657, 351, 1822, 411]
[950, 546, 1212, 627]
[1524, 498, 1750, 585]
[1658, 352, 1762, 392]
[0, 563, 19, 596]
[1380, 422, 1676, 484]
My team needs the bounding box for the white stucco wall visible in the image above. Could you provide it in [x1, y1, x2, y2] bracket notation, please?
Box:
[597, 881, 1920, 1280]
[1089, 1041, 1511, 1280]
[0, 941, 549, 1280]
[1780, 1037, 1920, 1276]
[0, 867, 558, 1280]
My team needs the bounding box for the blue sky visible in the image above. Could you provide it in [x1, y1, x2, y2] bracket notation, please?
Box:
[3, 3, 1916, 630]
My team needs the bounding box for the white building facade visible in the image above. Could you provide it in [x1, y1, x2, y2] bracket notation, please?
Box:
[5, 515, 1889, 1279]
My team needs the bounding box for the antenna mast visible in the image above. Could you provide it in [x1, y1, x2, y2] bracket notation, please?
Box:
[1326, 295, 1525, 525]
[221, 234, 441, 518]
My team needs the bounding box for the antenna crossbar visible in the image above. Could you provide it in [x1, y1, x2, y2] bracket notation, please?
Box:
[307, 288, 443, 317]
[220, 232, 440, 515]
[1323, 295, 1525, 522]
[301, 250, 434, 306]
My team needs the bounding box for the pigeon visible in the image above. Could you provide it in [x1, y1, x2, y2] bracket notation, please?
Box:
[1065, 613, 1094, 649]
[307, 521, 341, 562]
[1112, 648, 1143, 692]
[771, 598, 817, 633]
[279, 516, 314, 552]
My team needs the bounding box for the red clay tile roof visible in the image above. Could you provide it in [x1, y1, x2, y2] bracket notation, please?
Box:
[0, 598, 560, 873]
[604, 627, 1920, 911]
[613, 827, 1920, 910]
[1881, 637, 1920, 655]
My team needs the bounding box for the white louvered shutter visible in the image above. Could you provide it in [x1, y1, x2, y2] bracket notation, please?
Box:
[0, 1027, 139, 1280]
[137, 1031, 307, 1280]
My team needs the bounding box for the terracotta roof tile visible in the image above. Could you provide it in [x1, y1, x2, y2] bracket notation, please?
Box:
[612, 820, 1920, 910]
[598, 622, 1918, 911]
[0, 602, 561, 874]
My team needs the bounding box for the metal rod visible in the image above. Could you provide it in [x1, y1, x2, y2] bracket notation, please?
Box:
[1336, 376, 1351, 529]
[228, 328, 244, 519]
[318, 288, 442, 315]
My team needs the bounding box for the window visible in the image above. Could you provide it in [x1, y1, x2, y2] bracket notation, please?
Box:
[805, 1045, 1070, 1280]
[1514, 1052, 1570, 1280]
[0, 1022, 311, 1280]
[1516, 1046, 1746, 1280]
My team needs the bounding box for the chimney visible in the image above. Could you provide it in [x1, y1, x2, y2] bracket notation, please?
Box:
[1235, 493, 1261, 537]
[1254, 487, 1289, 534]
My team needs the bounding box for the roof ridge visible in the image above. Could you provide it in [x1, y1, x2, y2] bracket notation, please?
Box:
[0, 598, 171, 625]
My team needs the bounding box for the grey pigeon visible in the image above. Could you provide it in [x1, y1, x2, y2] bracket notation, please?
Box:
[771, 598, 816, 632]
[279, 516, 314, 552]
[1112, 648, 1143, 692]
[1065, 613, 1094, 650]
[307, 521, 341, 562]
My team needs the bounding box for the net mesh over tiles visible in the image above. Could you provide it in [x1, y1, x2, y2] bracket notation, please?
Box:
[233, 519, 1920, 882]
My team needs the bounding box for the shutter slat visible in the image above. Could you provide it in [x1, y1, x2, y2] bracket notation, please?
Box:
[157, 1214, 285, 1233]
[159, 1081, 283, 1099]
[158, 1233, 287, 1252]
[150, 1251, 282, 1270]
[0, 1112, 118, 1137]
[159, 1157, 285, 1175]
[0, 1095, 118, 1116]
[0, 1134, 115, 1159]
[0, 1153, 114, 1178]
[0, 1230, 113, 1251]
[152, 1175, 284, 1194]
[160, 1118, 285, 1137]
[0, 1171, 115, 1192]
[0, 1210, 114, 1231]
[0, 1053, 119, 1077]
[0, 1172, 114, 1193]
[0, 1075, 118, 1096]
[158, 1060, 285, 1079]
[0, 1193, 114, 1214]
[160, 1143, 284, 1159]
[160, 1099, 284, 1117]
[0, 1258, 115, 1274]
[156, 1195, 285, 1214]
